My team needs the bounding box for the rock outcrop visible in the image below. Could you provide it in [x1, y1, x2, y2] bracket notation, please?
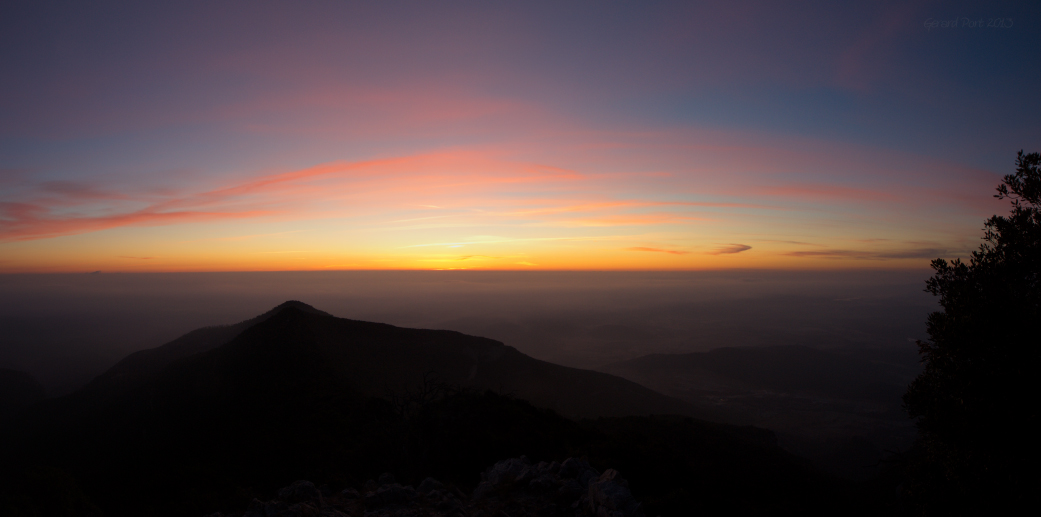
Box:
[209, 457, 642, 517]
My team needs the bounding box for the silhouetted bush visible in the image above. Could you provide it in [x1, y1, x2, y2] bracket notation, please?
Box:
[904, 151, 1041, 514]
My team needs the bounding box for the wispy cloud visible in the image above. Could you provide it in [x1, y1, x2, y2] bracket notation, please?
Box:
[784, 248, 947, 260]
[707, 244, 752, 255]
[179, 229, 312, 243]
[755, 239, 818, 246]
[0, 151, 587, 242]
[401, 234, 634, 249]
[754, 184, 899, 203]
[0, 201, 275, 242]
[625, 247, 689, 255]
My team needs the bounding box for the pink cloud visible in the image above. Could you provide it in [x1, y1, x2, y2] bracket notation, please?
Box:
[0, 202, 275, 242]
[0, 115, 1003, 246]
[0, 128, 1000, 243]
[1, 150, 685, 242]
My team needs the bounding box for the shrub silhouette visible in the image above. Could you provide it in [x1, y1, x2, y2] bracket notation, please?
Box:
[904, 151, 1041, 514]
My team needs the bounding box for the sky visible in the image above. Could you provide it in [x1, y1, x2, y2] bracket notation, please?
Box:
[1, 0, 1038, 272]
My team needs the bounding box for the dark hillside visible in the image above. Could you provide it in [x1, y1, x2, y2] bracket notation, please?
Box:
[599, 345, 918, 478]
[4, 385, 857, 517]
[0, 302, 892, 516]
[0, 369, 45, 422]
[71, 303, 693, 420]
[601, 345, 914, 401]
[285, 306, 695, 418]
[82, 301, 330, 395]
[582, 415, 859, 516]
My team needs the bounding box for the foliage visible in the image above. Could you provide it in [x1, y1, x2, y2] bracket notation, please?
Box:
[903, 151, 1041, 514]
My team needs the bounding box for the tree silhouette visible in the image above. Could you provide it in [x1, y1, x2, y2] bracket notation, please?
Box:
[904, 151, 1041, 514]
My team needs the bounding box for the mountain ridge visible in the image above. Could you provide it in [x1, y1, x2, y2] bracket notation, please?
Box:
[72, 301, 696, 421]
[81, 301, 333, 394]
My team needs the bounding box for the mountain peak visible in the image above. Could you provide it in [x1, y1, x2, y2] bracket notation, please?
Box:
[261, 300, 332, 319]
[274, 300, 318, 311]
[83, 301, 336, 394]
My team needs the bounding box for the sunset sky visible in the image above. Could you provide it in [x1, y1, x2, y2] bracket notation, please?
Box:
[1, 0, 1038, 272]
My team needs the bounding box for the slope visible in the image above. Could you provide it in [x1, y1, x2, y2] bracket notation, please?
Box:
[2, 305, 869, 517]
[598, 345, 919, 478]
[80, 300, 330, 394]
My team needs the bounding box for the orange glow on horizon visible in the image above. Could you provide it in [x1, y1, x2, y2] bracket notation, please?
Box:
[0, 136, 1001, 273]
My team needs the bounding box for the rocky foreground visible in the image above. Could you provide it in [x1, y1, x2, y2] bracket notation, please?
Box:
[209, 456, 644, 517]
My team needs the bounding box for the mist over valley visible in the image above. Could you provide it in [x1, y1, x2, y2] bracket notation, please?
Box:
[0, 270, 932, 396]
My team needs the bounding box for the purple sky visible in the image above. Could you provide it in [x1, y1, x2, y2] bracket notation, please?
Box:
[1, 1, 1037, 271]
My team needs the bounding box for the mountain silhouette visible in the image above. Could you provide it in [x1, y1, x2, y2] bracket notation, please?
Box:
[1, 302, 890, 516]
[82, 301, 330, 394]
[76, 301, 692, 419]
